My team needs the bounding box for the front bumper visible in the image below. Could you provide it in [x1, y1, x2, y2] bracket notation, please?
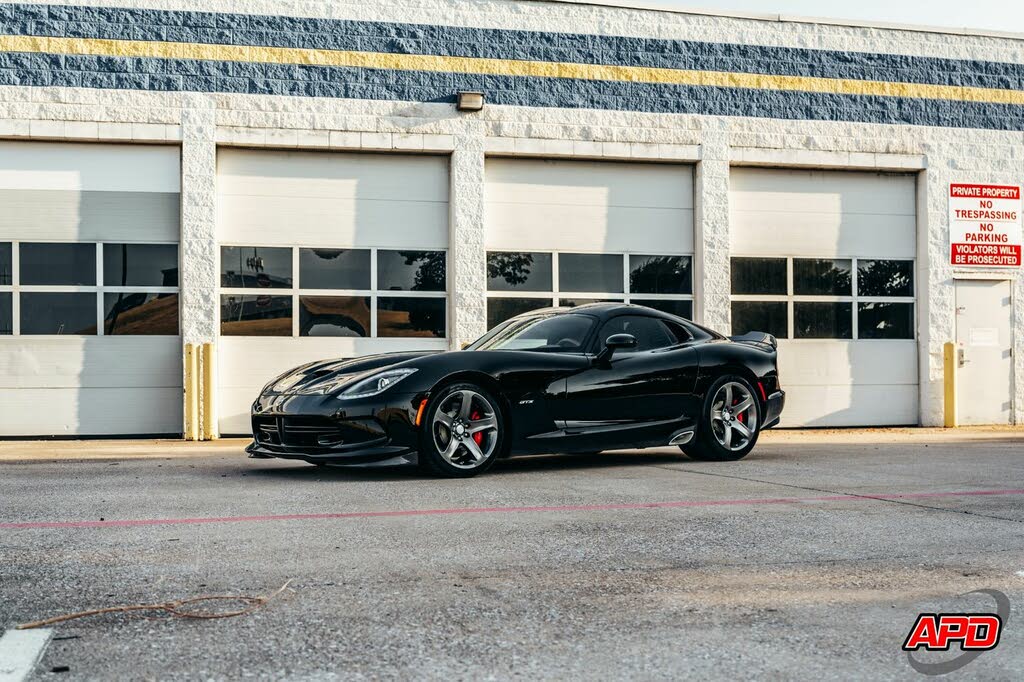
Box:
[246, 390, 423, 466]
[762, 390, 786, 429]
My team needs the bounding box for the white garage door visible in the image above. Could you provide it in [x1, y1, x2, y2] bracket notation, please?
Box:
[730, 168, 919, 427]
[216, 149, 449, 435]
[484, 158, 695, 329]
[0, 141, 182, 436]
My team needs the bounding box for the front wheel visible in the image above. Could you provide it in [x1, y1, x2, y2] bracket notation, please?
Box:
[418, 383, 505, 477]
[681, 375, 761, 462]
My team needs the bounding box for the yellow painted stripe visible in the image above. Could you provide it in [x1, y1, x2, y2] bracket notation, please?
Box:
[2, 34, 1023, 105]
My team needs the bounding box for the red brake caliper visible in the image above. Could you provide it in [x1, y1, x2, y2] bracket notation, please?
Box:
[470, 410, 484, 446]
[735, 397, 744, 423]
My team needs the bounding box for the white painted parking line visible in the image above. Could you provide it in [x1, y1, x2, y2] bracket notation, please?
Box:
[0, 629, 53, 682]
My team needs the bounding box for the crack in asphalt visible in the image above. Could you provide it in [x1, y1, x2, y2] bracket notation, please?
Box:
[652, 465, 1024, 525]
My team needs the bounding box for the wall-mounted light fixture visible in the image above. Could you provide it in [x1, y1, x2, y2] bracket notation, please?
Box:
[456, 91, 485, 112]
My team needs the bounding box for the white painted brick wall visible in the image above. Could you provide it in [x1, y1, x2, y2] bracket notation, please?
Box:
[2, 0, 1022, 427]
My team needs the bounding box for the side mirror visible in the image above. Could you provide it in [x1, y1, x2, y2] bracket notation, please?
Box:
[595, 333, 637, 364]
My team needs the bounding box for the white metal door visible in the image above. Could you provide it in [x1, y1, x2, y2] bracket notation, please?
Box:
[955, 279, 1013, 425]
[0, 142, 182, 436]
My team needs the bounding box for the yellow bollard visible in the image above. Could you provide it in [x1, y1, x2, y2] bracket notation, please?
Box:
[184, 343, 199, 440]
[943, 342, 957, 428]
[202, 342, 218, 441]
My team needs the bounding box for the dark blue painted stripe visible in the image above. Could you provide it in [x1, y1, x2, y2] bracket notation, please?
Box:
[1, 3, 1024, 91]
[1, 51, 1022, 131]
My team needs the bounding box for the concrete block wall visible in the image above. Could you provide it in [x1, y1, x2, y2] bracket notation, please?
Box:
[1, 0, 1022, 426]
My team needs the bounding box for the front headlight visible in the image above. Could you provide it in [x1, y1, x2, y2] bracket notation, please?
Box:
[337, 368, 417, 400]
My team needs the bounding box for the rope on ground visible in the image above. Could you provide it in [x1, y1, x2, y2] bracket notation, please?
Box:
[15, 580, 292, 630]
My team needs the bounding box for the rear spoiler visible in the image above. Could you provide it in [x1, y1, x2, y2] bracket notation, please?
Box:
[729, 331, 778, 351]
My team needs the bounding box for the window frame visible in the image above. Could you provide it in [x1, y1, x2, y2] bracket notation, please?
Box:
[729, 255, 916, 341]
[485, 250, 695, 328]
[218, 244, 449, 338]
[0, 240, 180, 337]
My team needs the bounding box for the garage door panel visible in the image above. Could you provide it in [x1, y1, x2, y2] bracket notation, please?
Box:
[218, 150, 448, 202]
[0, 338, 182, 389]
[731, 169, 916, 215]
[731, 211, 916, 259]
[0, 387, 181, 435]
[486, 204, 694, 253]
[0, 190, 180, 243]
[778, 340, 917, 387]
[780, 384, 919, 428]
[218, 196, 448, 248]
[487, 160, 694, 210]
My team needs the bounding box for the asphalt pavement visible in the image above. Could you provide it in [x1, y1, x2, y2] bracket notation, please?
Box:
[1, 428, 1023, 680]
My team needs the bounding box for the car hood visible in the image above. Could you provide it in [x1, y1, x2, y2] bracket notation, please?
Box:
[263, 351, 441, 395]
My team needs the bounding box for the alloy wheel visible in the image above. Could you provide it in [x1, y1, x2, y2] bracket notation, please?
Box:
[431, 389, 500, 469]
[710, 381, 758, 451]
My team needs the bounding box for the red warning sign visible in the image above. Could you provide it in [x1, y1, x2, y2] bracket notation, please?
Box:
[949, 184, 1022, 267]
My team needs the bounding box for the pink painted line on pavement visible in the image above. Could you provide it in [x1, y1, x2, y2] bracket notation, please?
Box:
[2, 488, 1022, 531]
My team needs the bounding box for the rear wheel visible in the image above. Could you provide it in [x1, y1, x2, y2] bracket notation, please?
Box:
[681, 375, 760, 462]
[418, 383, 504, 477]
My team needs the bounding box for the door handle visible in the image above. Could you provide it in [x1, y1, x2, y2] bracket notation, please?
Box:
[958, 348, 969, 367]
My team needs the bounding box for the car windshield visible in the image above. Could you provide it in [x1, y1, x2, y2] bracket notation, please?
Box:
[470, 314, 596, 352]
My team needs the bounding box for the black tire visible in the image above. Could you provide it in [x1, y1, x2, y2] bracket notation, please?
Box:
[681, 374, 761, 462]
[418, 382, 506, 478]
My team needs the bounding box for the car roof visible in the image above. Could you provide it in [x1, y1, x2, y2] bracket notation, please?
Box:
[512, 303, 723, 339]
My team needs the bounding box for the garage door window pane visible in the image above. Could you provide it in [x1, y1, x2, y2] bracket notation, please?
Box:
[377, 297, 445, 338]
[731, 258, 786, 295]
[0, 292, 10, 334]
[859, 302, 914, 339]
[378, 251, 446, 292]
[732, 301, 787, 338]
[220, 294, 292, 336]
[631, 299, 693, 320]
[629, 255, 692, 295]
[21, 243, 96, 286]
[487, 252, 552, 292]
[793, 259, 852, 296]
[487, 298, 551, 329]
[794, 302, 852, 339]
[220, 246, 292, 289]
[299, 249, 370, 290]
[0, 243, 11, 285]
[559, 253, 623, 293]
[104, 293, 179, 335]
[559, 298, 620, 308]
[20, 292, 97, 335]
[858, 260, 914, 297]
[104, 244, 179, 287]
[299, 296, 370, 337]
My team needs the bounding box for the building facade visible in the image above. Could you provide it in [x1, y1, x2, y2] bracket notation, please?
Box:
[0, 0, 1021, 436]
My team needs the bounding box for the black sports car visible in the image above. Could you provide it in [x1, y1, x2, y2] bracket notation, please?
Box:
[247, 303, 785, 477]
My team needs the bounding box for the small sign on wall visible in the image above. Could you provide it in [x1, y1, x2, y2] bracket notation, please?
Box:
[949, 184, 1022, 267]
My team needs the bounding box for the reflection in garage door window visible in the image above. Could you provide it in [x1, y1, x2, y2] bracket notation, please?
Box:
[730, 257, 914, 340]
[220, 294, 293, 336]
[220, 246, 448, 338]
[220, 246, 292, 288]
[0, 242, 11, 285]
[20, 242, 96, 286]
[21, 292, 97, 335]
[0, 292, 11, 335]
[793, 259, 851, 296]
[299, 296, 370, 337]
[485, 251, 694, 329]
[104, 244, 179, 287]
[299, 249, 370, 290]
[559, 253, 623, 293]
[104, 293, 179, 335]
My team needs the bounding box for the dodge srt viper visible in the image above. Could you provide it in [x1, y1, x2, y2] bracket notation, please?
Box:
[247, 303, 785, 477]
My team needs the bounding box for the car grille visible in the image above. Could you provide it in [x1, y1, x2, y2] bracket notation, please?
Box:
[253, 416, 350, 448]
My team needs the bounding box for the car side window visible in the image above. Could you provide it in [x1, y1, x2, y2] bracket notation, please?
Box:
[597, 315, 678, 352]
